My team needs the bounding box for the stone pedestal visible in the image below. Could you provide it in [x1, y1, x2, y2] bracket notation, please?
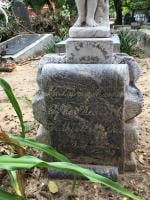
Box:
[33, 0, 142, 174]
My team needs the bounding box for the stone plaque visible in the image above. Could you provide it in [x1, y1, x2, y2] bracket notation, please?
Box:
[66, 38, 113, 64]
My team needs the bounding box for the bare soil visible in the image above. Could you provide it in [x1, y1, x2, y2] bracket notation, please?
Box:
[0, 57, 150, 200]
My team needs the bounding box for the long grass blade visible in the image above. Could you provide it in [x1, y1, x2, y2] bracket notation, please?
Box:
[0, 155, 141, 200]
[0, 78, 25, 137]
[8, 171, 22, 196]
[11, 135, 70, 162]
[8, 170, 25, 198]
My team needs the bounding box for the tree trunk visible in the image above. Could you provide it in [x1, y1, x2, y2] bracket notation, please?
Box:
[47, 0, 56, 11]
[113, 0, 122, 25]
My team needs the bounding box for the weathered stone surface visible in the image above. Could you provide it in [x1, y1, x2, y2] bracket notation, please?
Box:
[138, 29, 150, 56]
[33, 63, 129, 169]
[130, 29, 150, 56]
[69, 26, 110, 38]
[124, 118, 139, 172]
[113, 53, 141, 83]
[124, 86, 143, 121]
[32, 91, 47, 128]
[124, 152, 137, 172]
[39, 53, 66, 69]
[56, 41, 66, 53]
[112, 34, 120, 53]
[37, 53, 66, 88]
[66, 38, 113, 64]
[124, 118, 139, 154]
[36, 124, 52, 161]
[36, 124, 50, 145]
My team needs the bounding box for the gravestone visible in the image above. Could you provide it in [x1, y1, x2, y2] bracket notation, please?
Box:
[33, 0, 142, 175]
[13, 0, 31, 29]
[0, 34, 53, 61]
[2, 34, 43, 55]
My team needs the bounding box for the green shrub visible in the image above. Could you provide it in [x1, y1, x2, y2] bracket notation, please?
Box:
[31, 9, 71, 38]
[118, 29, 137, 55]
[45, 35, 62, 53]
[0, 15, 20, 42]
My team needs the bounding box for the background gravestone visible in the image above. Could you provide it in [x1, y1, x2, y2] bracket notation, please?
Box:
[13, 0, 31, 29]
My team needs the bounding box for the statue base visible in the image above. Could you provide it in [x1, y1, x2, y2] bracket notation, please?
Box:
[69, 25, 110, 38]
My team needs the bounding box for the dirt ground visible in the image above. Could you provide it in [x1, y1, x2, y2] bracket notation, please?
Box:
[0, 56, 150, 200]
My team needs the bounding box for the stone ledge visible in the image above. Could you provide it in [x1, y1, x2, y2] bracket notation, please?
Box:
[69, 25, 110, 38]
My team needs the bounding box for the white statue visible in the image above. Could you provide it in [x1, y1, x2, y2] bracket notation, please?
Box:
[70, 0, 110, 38]
[74, 0, 99, 27]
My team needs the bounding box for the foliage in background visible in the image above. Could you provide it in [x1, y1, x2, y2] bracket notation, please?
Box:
[1, 0, 150, 41]
[46, 35, 62, 53]
[0, 15, 20, 42]
[31, 9, 71, 37]
[0, 78, 141, 200]
[109, 0, 150, 24]
[0, 6, 8, 24]
[0, 3, 9, 42]
[24, 0, 50, 14]
[118, 29, 137, 55]
[130, 0, 150, 10]
[0, 0, 93, 41]
[23, 0, 76, 15]
[23, 0, 75, 37]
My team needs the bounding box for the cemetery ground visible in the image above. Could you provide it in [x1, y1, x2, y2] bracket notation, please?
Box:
[0, 56, 149, 200]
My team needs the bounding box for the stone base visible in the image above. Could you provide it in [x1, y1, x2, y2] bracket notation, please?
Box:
[56, 34, 120, 54]
[66, 38, 113, 64]
[69, 25, 110, 38]
[48, 165, 118, 181]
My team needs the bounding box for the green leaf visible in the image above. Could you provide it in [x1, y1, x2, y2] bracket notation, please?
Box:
[0, 155, 141, 200]
[11, 135, 70, 162]
[118, 29, 137, 55]
[8, 171, 22, 197]
[0, 188, 23, 200]
[0, 78, 25, 137]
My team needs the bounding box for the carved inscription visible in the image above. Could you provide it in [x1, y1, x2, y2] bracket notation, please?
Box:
[45, 82, 124, 164]
[66, 39, 113, 64]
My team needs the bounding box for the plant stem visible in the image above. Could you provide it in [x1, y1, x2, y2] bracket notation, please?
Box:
[71, 176, 77, 196]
